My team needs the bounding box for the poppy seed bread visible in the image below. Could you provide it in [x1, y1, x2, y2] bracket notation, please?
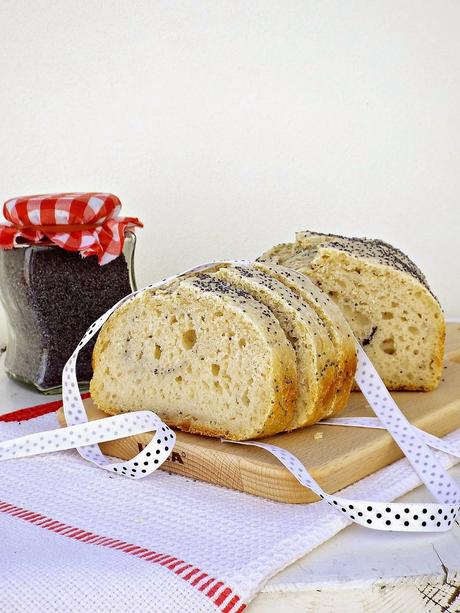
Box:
[258, 230, 445, 391]
[253, 261, 357, 415]
[90, 273, 298, 440]
[210, 264, 340, 428]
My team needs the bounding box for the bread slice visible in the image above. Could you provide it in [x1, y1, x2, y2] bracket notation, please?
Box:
[253, 261, 357, 415]
[258, 231, 445, 390]
[90, 273, 298, 440]
[210, 264, 338, 428]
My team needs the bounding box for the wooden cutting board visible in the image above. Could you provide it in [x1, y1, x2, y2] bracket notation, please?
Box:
[58, 323, 460, 504]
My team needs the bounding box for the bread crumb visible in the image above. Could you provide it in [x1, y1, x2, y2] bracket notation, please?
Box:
[314, 432, 323, 440]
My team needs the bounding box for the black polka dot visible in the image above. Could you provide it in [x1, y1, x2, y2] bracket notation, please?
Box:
[366, 519, 372, 524]
[376, 513, 382, 519]
[413, 515, 418, 520]
[436, 522, 441, 527]
[395, 514, 400, 519]
[404, 521, 409, 526]
[404, 508, 410, 513]
[144, 461, 149, 466]
[367, 506, 372, 511]
[154, 459, 159, 464]
[422, 508, 427, 514]
[349, 504, 354, 510]
[430, 515, 435, 520]
[146, 452, 151, 457]
[422, 521, 426, 527]
[142, 469, 146, 473]
[357, 512, 363, 517]
[385, 507, 391, 513]
[113, 468, 117, 472]
[385, 520, 391, 526]
[156, 449, 160, 454]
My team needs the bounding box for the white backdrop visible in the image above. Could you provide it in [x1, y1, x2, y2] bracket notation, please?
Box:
[0, 0, 459, 346]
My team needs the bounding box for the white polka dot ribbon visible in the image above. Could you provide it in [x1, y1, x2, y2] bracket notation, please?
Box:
[224, 345, 460, 532]
[0, 260, 459, 532]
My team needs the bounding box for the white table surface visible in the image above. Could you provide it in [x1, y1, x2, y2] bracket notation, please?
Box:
[1, 353, 459, 613]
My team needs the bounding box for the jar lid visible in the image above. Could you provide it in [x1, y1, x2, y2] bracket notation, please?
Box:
[0, 193, 143, 264]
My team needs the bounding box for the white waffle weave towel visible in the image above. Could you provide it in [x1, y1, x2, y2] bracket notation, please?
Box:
[1, 410, 459, 612]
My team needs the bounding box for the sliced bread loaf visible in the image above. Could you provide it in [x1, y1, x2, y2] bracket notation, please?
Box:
[90, 273, 298, 440]
[253, 261, 357, 415]
[210, 264, 338, 427]
[258, 231, 445, 391]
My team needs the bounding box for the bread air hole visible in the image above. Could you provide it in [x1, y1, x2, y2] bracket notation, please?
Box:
[239, 338, 247, 348]
[341, 304, 371, 328]
[182, 329, 197, 350]
[154, 344, 162, 359]
[382, 311, 394, 320]
[380, 337, 396, 355]
[409, 325, 419, 335]
[211, 363, 220, 376]
[99, 339, 110, 353]
[354, 312, 371, 328]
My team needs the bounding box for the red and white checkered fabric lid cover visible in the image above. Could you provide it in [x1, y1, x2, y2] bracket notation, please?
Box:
[0, 193, 143, 265]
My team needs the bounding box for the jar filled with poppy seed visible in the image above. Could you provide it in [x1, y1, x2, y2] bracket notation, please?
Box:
[0, 193, 143, 393]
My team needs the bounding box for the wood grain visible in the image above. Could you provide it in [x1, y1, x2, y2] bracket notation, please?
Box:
[58, 323, 460, 504]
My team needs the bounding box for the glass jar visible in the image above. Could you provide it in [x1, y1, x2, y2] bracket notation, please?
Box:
[0, 232, 137, 393]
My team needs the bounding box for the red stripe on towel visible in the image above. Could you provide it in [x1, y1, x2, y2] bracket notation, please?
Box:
[0, 500, 247, 610]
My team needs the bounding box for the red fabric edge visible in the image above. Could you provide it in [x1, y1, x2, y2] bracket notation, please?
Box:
[0, 501, 247, 611]
[0, 392, 90, 422]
